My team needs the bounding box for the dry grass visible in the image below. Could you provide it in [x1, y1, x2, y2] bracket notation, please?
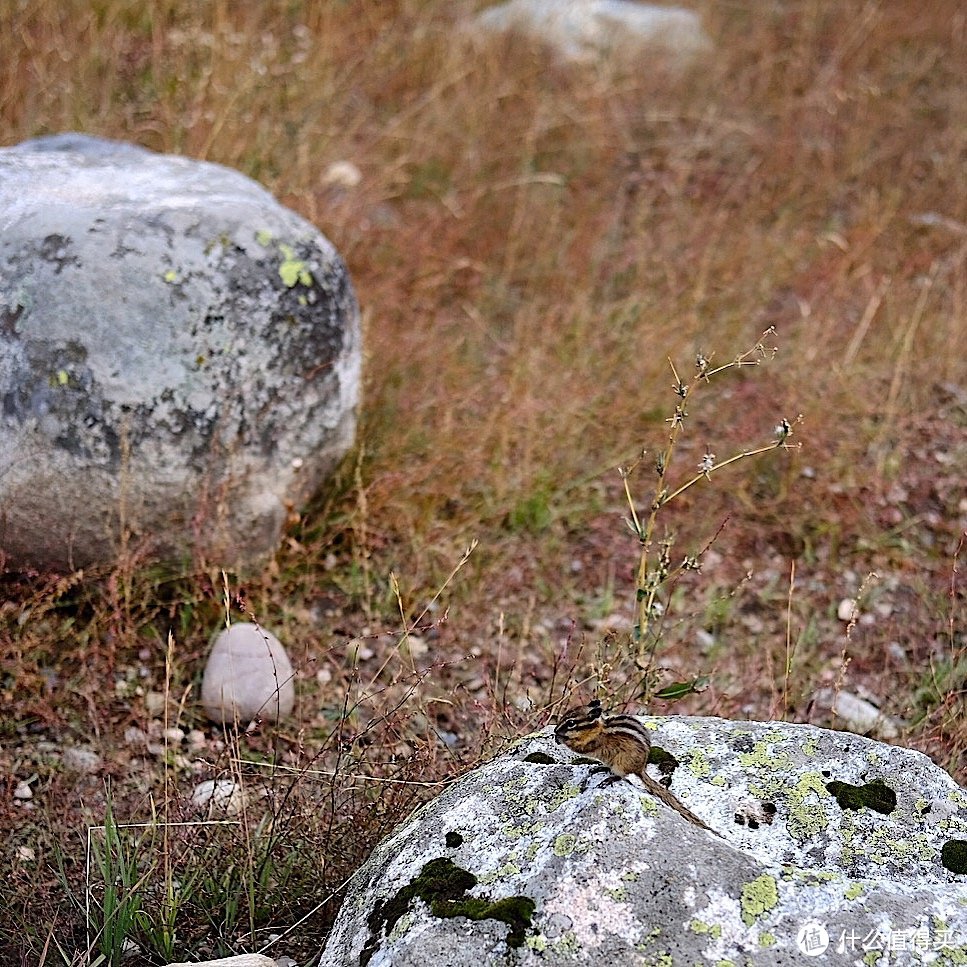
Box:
[1, 0, 965, 962]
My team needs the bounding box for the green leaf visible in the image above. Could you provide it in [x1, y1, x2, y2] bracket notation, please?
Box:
[654, 676, 710, 700]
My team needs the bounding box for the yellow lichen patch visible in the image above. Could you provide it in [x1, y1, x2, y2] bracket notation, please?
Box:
[278, 242, 313, 288]
[740, 874, 779, 926]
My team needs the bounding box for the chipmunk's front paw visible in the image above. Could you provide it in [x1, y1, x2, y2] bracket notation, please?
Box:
[580, 764, 622, 793]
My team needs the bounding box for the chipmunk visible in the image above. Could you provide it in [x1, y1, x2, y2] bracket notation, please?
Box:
[555, 699, 714, 834]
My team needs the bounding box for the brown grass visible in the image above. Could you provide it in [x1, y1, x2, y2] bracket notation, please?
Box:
[1, 0, 965, 962]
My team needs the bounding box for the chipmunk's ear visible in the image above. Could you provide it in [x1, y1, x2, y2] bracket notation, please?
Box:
[587, 699, 602, 719]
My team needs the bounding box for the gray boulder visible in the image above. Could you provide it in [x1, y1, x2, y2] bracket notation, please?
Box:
[473, 0, 712, 65]
[0, 133, 360, 571]
[321, 717, 967, 966]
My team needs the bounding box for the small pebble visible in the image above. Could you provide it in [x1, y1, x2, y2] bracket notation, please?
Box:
[187, 729, 207, 749]
[145, 691, 167, 716]
[837, 598, 858, 622]
[192, 779, 247, 816]
[14, 780, 33, 800]
[322, 160, 362, 188]
[404, 635, 428, 659]
[124, 726, 148, 746]
[347, 638, 374, 662]
[62, 747, 102, 773]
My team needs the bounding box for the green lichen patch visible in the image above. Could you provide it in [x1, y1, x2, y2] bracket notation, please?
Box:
[740, 874, 779, 926]
[523, 751, 555, 765]
[361, 858, 535, 966]
[278, 242, 314, 288]
[553, 833, 577, 856]
[785, 772, 832, 841]
[688, 749, 711, 778]
[826, 778, 897, 814]
[941, 840, 967, 874]
[737, 739, 793, 772]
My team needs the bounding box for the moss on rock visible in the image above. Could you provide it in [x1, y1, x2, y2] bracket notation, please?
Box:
[361, 857, 535, 965]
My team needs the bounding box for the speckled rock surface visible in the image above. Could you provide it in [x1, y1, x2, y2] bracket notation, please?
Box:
[0, 133, 360, 571]
[473, 0, 712, 65]
[320, 717, 967, 966]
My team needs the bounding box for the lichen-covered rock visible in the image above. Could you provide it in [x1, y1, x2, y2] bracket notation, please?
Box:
[320, 717, 967, 966]
[473, 0, 712, 65]
[201, 622, 294, 725]
[0, 133, 360, 571]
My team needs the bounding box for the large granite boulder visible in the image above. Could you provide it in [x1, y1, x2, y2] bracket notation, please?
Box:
[321, 716, 967, 966]
[473, 0, 712, 65]
[0, 133, 360, 571]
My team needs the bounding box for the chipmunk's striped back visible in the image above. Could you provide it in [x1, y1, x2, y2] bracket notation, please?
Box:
[599, 713, 651, 745]
[553, 698, 715, 834]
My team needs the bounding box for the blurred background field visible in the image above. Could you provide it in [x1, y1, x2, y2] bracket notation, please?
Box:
[1, 1, 964, 962]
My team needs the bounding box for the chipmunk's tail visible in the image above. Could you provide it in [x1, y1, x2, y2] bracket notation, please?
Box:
[637, 771, 715, 834]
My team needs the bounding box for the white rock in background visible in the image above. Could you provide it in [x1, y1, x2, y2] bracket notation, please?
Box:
[191, 778, 247, 816]
[201, 622, 294, 724]
[473, 0, 711, 65]
[13, 780, 33, 800]
[321, 717, 967, 966]
[814, 688, 901, 740]
[0, 133, 360, 572]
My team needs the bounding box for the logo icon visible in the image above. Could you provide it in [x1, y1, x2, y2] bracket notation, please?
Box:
[797, 920, 830, 957]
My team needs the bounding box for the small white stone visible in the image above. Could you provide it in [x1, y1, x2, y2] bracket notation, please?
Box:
[887, 641, 907, 663]
[144, 690, 166, 717]
[201, 623, 295, 725]
[837, 598, 858, 622]
[124, 726, 148, 746]
[404, 635, 429, 659]
[695, 629, 716, 651]
[187, 729, 207, 749]
[16, 845, 36, 862]
[815, 688, 899, 740]
[162, 727, 186, 744]
[62, 747, 102, 773]
[14, 780, 33, 800]
[322, 160, 362, 188]
[347, 639, 374, 662]
[191, 779, 247, 816]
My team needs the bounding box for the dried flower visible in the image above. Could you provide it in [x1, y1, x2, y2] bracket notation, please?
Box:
[699, 451, 715, 477]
